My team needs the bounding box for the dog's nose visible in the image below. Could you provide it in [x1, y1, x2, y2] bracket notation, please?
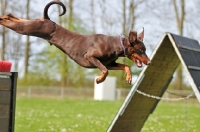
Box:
[146, 60, 151, 65]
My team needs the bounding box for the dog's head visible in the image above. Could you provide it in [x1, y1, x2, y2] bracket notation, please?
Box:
[126, 28, 151, 67]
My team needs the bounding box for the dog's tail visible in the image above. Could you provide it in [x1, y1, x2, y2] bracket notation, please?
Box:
[43, 1, 66, 20]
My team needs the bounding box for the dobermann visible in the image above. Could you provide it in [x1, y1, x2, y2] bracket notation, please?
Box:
[0, 1, 150, 84]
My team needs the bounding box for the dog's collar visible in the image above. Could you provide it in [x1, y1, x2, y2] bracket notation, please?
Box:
[119, 34, 127, 57]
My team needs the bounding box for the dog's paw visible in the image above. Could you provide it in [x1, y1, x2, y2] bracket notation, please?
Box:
[96, 70, 108, 84]
[126, 75, 132, 84]
[96, 77, 103, 84]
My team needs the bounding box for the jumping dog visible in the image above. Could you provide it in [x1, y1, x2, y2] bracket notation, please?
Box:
[0, 1, 150, 84]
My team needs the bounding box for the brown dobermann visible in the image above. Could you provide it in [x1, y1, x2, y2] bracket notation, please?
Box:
[0, 1, 150, 84]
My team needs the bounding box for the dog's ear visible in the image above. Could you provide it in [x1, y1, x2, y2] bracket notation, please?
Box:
[129, 30, 137, 43]
[138, 27, 144, 41]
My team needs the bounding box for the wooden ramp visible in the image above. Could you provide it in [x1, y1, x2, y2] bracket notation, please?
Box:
[0, 72, 18, 132]
[107, 33, 200, 132]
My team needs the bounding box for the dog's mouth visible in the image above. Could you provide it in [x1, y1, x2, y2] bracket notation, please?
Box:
[128, 53, 151, 67]
[135, 57, 142, 68]
[128, 55, 143, 68]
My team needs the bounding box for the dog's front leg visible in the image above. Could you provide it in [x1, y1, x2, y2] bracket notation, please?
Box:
[84, 54, 108, 84]
[108, 63, 132, 84]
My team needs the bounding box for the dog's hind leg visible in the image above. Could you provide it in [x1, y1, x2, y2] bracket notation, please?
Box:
[96, 70, 108, 84]
[0, 14, 29, 32]
[84, 54, 108, 84]
[107, 63, 132, 84]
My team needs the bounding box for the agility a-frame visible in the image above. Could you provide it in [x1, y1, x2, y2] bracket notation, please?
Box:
[107, 33, 200, 132]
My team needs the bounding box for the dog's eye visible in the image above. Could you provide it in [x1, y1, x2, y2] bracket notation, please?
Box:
[135, 48, 145, 54]
[139, 49, 143, 53]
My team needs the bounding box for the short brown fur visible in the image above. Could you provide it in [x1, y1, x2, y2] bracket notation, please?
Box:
[0, 1, 150, 84]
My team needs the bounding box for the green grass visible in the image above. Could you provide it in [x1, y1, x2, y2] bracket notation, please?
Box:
[15, 98, 200, 132]
[142, 101, 200, 132]
[15, 98, 121, 132]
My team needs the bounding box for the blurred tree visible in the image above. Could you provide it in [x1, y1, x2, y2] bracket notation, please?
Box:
[0, 0, 7, 60]
[173, 0, 185, 90]
[20, 46, 64, 86]
[99, 0, 107, 34]
[57, 0, 69, 87]
[90, 0, 96, 34]
[24, 0, 31, 79]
